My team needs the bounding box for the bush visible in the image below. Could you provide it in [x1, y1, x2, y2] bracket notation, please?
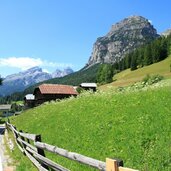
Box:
[142, 74, 164, 85]
[76, 87, 84, 94]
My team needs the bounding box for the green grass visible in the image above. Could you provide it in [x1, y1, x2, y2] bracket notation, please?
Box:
[103, 56, 171, 88]
[9, 84, 171, 171]
[4, 131, 37, 171]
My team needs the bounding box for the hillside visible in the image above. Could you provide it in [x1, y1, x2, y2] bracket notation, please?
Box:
[9, 81, 171, 171]
[101, 55, 171, 88]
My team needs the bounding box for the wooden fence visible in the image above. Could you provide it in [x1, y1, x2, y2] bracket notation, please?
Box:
[6, 122, 139, 171]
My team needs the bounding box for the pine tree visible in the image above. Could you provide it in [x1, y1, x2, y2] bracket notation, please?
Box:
[151, 40, 160, 63]
[96, 64, 104, 83]
[96, 64, 113, 84]
[125, 53, 132, 69]
[144, 45, 152, 65]
[104, 64, 113, 83]
[159, 38, 168, 60]
[130, 53, 137, 71]
[167, 35, 171, 55]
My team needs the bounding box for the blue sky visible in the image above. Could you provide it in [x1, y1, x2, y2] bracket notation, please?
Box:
[0, 0, 171, 77]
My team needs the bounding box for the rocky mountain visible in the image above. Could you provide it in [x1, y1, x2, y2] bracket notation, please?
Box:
[0, 67, 74, 96]
[52, 67, 74, 78]
[86, 15, 159, 68]
[4, 67, 52, 86]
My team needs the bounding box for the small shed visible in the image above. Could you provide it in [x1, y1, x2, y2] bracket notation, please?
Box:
[24, 94, 35, 108]
[34, 84, 78, 105]
[80, 83, 97, 92]
[0, 104, 12, 117]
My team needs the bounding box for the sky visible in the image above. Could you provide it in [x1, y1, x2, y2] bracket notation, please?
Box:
[0, 0, 171, 77]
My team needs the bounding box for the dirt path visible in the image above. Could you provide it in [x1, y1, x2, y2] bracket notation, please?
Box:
[0, 125, 15, 171]
[0, 125, 6, 171]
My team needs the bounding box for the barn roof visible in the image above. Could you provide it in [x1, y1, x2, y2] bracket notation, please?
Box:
[80, 83, 97, 88]
[35, 84, 78, 95]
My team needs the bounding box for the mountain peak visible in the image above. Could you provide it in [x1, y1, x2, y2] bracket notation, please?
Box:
[52, 67, 74, 78]
[108, 15, 152, 35]
[26, 66, 42, 72]
[86, 15, 159, 68]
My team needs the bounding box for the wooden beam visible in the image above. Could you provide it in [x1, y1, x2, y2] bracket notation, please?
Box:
[35, 141, 106, 170]
[7, 122, 37, 141]
[119, 167, 139, 171]
[26, 147, 70, 171]
[18, 132, 37, 141]
[15, 139, 24, 153]
[24, 149, 48, 171]
[17, 137, 37, 152]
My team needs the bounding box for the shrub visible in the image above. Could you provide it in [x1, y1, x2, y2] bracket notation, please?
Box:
[142, 74, 164, 85]
[76, 87, 84, 94]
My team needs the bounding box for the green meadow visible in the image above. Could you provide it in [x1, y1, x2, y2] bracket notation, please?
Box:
[9, 83, 171, 171]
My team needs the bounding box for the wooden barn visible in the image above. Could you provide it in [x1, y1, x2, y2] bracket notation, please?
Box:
[34, 84, 78, 105]
[80, 83, 97, 92]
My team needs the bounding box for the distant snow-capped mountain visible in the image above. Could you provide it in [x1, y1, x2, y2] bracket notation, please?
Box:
[52, 67, 74, 78]
[4, 67, 52, 86]
[0, 66, 74, 96]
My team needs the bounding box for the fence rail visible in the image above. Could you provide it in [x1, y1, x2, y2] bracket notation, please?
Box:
[6, 122, 139, 171]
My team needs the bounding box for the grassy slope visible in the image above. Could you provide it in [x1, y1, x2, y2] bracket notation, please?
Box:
[10, 85, 171, 171]
[106, 56, 171, 88]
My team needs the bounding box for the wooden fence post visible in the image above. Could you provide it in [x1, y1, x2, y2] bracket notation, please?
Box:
[106, 158, 123, 171]
[13, 126, 18, 139]
[5, 122, 8, 132]
[106, 158, 118, 171]
[35, 134, 49, 170]
[19, 130, 27, 150]
[7, 118, 10, 123]
[26, 132, 30, 144]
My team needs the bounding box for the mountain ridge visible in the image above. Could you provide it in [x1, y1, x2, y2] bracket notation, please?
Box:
[0, 66, 74, 96]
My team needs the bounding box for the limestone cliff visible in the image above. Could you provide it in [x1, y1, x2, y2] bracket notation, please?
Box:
[86, 16, 159, 67]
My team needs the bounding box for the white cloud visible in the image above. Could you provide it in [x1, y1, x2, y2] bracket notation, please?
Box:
[0, 57, 43, 70]
[0, 57, 73, 70]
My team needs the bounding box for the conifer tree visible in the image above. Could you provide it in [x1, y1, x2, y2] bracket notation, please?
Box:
[130, 53, 137, 71]
[97, 64, 113, 84]
[125, 53, 132, 68]
[144, 45, 152, 65]
[159, 38, 168, 60]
